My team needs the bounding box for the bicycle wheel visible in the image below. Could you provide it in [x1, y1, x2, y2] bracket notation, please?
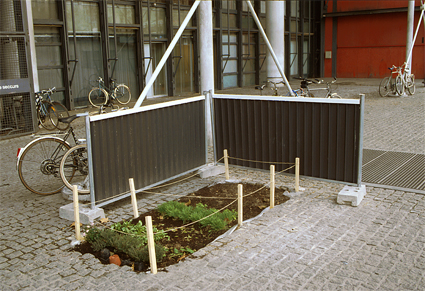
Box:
[88, 87, 108, 108]
[60, 144, 90, 194]
[50, 101, 70, 130]
[379, 77, 391, 97]
[114, 84, 131, 104]
[37, 101, 56, 130]
[17, 137, 71, 195]
[406, 74, 416, 95]
[395, 75, 404, 96]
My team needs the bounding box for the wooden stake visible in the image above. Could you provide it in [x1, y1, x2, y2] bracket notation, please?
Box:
[73, 185, 82, 241]
[295, 157, 300, 192]
[224, 149, 230, 180]
[238, 184, 243, 227]
[129, 178, 139, 218]
[145, 216, 157, 274]
[270, 165, 275, 209]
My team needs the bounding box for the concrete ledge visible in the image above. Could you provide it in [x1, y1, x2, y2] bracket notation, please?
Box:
[198, 163, 225, 178]
[337, 185, 366, 207]
[59, 203, 105, 224]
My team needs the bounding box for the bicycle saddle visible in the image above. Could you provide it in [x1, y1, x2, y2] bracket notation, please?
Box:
[58, 115, 79, 124]
[255, 84, 266, 90]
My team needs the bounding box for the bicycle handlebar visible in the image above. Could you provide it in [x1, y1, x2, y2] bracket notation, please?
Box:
[35, 87, 56, 96]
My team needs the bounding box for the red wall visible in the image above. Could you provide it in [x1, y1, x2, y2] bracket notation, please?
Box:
[324, 1, 425, 78]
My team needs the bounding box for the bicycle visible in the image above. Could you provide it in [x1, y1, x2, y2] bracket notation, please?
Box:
[88, 77, 131, 108]
[256, 79, 313, 97]
[295, 77, 341, 98]
[17, 115, 89, 195]
[399, 63, 416, 95]
[379, 63, 415, 97]
[35, 87, 70, 131]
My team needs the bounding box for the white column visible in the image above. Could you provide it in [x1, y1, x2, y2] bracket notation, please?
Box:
[266, 1, 285, 84]
[406, 1, 415, 70]
[199, 0, 214, 145]
[23, 0, 39, 92]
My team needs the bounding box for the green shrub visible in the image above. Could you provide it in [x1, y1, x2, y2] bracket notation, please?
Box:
[87, 227, 166, 263]
[127, 244, 166, 263]
[85, 226, 102, 244]
[157, 201, 237, 231]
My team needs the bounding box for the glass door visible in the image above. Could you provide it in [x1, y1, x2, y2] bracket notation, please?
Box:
[144, 42, 168, 97]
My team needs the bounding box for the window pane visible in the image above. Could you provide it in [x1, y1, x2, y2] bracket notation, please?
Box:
[66, 1, 103, 107]
[304, 20, 310, 33]
[38, 69, 64, 90]
[66, 1, 100, 33]
[222, 13, 237, 28]
[243, 74, 255, 86]
[290, 40, 298, 76]
[35, 46, 62, 67]
[223, 60, 237, 73]
[143, 7, 167, 39]
[243, 59, 255, 72]
[109, 29, 138, 102]
[173, 35, 195, 94]
[172, 9, 193, 27]
[222, 44, 237, 57]
[223, 75, 237, 88]
[291, 1, 299, 17]
[32, 0, 58, 20]
[222, 1, 236, 10]
[107, 4, 135, 24]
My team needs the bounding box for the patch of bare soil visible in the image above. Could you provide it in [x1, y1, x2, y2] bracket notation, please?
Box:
[72, 182, 290, 272]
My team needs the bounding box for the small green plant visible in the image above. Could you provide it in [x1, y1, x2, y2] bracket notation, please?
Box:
[170, 247, 195, 258]
[157, 200, 237, 231]
[110, 220, 169, 243]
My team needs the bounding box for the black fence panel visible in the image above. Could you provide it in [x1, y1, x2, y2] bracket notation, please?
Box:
[213, 95, 362, 184]
[88, 97, 206, 205]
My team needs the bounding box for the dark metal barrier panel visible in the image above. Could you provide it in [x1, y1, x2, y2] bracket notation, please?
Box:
[88, 97, 206, 205]
[213, 95, 363, 184]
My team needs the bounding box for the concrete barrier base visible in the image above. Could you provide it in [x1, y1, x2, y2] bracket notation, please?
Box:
[59, 203, 105, 224]
[337, 184, 366, 207]
[198, 163, 225, 178]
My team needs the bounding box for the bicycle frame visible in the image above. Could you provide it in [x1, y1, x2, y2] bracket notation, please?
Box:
[16, 124, 80, 168]
[95, 77, 120, 99]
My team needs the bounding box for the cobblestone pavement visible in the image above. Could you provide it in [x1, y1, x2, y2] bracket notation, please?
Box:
[1, 79, 424, 290]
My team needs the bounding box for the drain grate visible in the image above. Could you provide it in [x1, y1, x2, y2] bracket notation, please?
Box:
[362, 149, 425, 193]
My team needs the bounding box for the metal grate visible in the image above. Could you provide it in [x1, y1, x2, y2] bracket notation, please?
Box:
[0, 37, 28, 80]
[362, 149, 425, 193]
[0, 0, 24, 33]
[0, 93, 34, 137]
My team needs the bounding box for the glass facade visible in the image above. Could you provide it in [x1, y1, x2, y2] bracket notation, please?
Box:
[25, 0, 321, 109]
[286, 0, 321, 78]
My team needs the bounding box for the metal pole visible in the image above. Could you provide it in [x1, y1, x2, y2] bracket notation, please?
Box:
[134, 0, 201, 108]
[245, 0, 294, 96]
[406, 5, 425, 66]
[85, 114, 96, 209]
[357, 94, 365, 187]
[406, 1, 415, 70]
